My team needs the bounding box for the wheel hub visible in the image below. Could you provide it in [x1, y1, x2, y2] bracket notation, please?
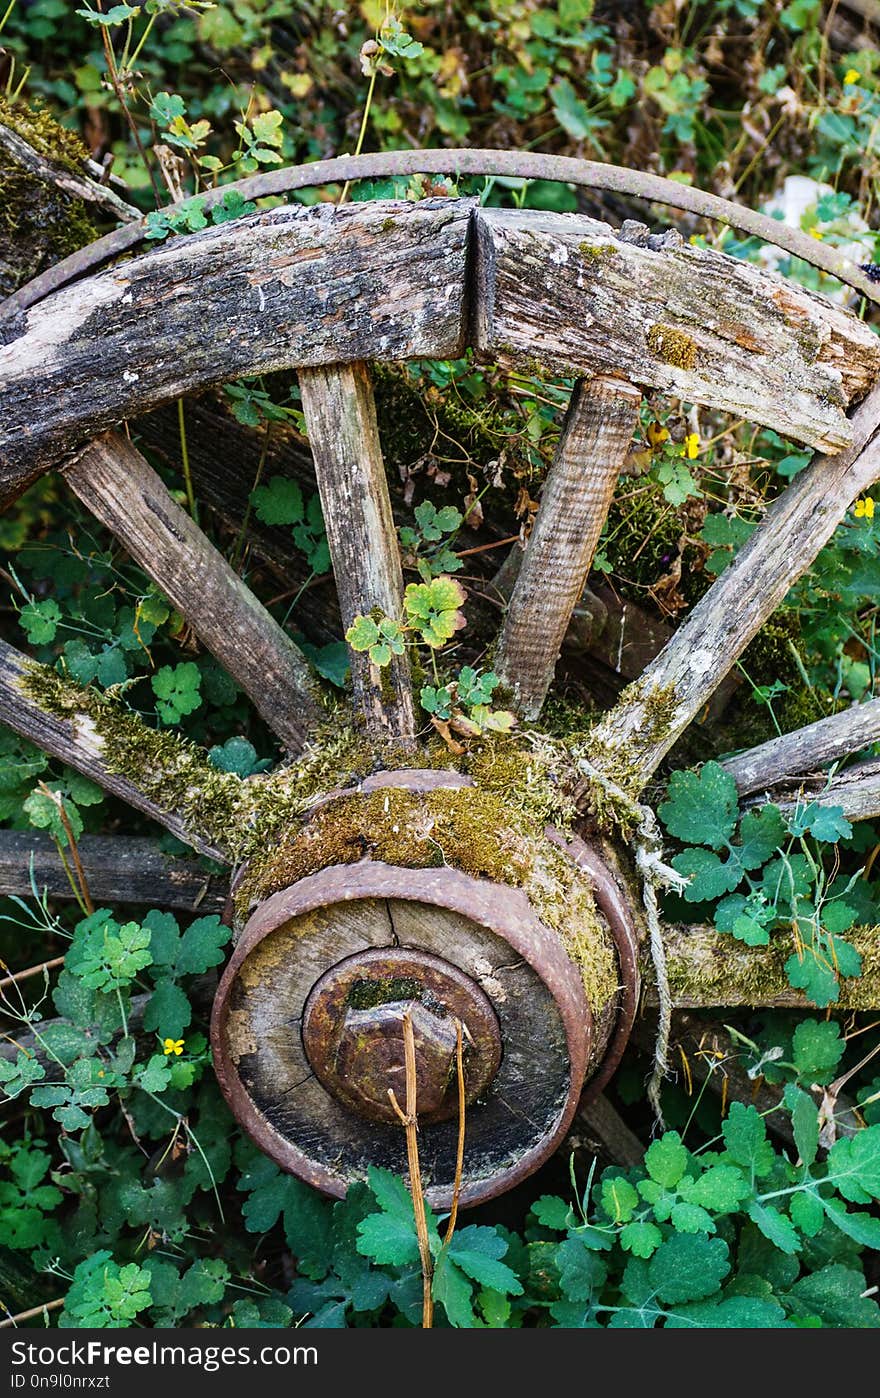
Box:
[301, 947, 502, 1125]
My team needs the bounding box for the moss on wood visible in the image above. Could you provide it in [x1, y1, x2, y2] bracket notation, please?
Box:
[646, 323, 698, 370]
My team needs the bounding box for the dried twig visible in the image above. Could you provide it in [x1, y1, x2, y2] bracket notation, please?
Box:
[444, 1019, 466, 1247]
[388, 1011, 434, 1329]
[0, 955, 65, 993]
[0, 1298, 64, 1329]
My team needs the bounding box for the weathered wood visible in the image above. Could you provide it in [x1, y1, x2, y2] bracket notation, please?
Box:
[0, 198, 471, 497]
[298, 363, 415, 743]
[652, 922, 880, 1009]
[472, 207, 880, 451]
[722, 697, 880, 796]
[770, 757, 880, 826]
[0, 122, 139, 224]
[0, 639, 232, 861]
[581, 383, 880, 794]
[494, 375, 641, 718]
[64, 433, 323, 752]
[0, 831, 227, 913]
[575, 1091, 645, 1167]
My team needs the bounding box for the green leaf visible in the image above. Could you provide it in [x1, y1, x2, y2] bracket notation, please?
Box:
[251, 476, 304, 526]
[530, 1195, 574, 1231]
[644, 1131, 688, 1189]
[792, 1020, 845, 1084]
[600, 1175, 639, 1223]
[787, 801, 853, 844]
[790, 1190, 825, 1237]
[664, 1296, 789, 1328]
[669, 1202, 716, 1235]
[671, 847, 743, 902]
[620, 1221, 663, 1256]
[20, 598, 62, 644]
[143, 978, 192, 1039]
[151, 661, 202, 724]
[747, 1202, 801, 1255]
[784, 1083, 820, 1165]
[345, 615, 380, 652]
[356, 1212, 420, 1267]
[659, 763, 740, 849]
[432, 1253, 477, 1328]
[822, 1196, 880, 1248]
[826, 1124, 880, 1204]
[734, 804, 786, 869]
[680, 1164, 750, 1213]
[722, 1103, 776, 1177]
[447, 1227, 523, 1295]
[647, 1234, 730, 1303]
[785, 1263, 880, 1329]
[176, 916, 230, 976]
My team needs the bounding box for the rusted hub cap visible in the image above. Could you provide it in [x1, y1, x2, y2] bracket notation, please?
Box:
[302, 947, 502, 1125]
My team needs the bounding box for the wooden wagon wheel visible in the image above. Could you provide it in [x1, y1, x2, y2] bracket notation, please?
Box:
[3, 150, 880, 1208]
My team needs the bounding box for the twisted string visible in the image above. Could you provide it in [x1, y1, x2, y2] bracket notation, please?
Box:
[575, 756, 689, 1126]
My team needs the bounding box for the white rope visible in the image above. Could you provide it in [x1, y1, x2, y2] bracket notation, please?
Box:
[576, 757, 689, 1127]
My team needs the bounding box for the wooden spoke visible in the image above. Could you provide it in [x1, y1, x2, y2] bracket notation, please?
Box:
[64, 433, 322, 753]
[657, 923, 880, 1009]
[298, 363, 415, 745]
[581, 384, 880, 795]
[494, 375, 641, 718]
[0, 832, 226, 913]
[0, 638, 232, 861]
[722, 697, 880, 796]
[768, 757, 880, 826]
[472, 208, 880, 452]
[0, 199, 470, 499]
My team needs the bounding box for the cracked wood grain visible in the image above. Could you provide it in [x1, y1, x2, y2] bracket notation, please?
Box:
[472, 207, 880, 451]
[494, 374, 641, 718]
[0, 198, 471, 499]
[298, 362, 416, 745]
[722, 697, 880, 795]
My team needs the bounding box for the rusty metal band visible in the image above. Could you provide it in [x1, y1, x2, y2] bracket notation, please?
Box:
[211, 858, 592, 1207]
[4, 147, 878, 322]
[547, 829, 641, 1104]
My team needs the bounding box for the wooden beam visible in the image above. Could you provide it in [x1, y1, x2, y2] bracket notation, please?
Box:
[0, 122, 139, 225]
[580, 383, 880, 795]
[494, 375, 641, 718]
[472, 207, 880, 451]
[298, 363, 415, 744]
[722, 697, 880, 796]
[0, 831, 227, 913]
[653, 922, 880, 1009]
[0, 639, 234, 861]
[769, 757, 880, 825]
[0, 198, 471, 497]
[64, 433, 322, 753]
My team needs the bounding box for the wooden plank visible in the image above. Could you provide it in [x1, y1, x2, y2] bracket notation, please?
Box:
[472, 207, 880, 451]
[0, 198, 471, 497]
[579, 382, 880, 795]
[0, 831, 227, 913]
[769, 757, 880, 825]
[722, 697, 880, 796]
[654, 922, 880, 1009]
[298, 363, 415, 743]
[0, 638, 233, 861]
[494, 375, 641, 718]
[64, 432, 322, 753]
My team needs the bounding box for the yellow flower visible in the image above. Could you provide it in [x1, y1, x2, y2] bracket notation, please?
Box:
[855, 497, 875, 519]
[844, 69, 861, 85]
[647, 420, 670, 448]
[683, 432, 699, 460]
[809, 227, 823, 240]
[163, 1038, 185, 1056]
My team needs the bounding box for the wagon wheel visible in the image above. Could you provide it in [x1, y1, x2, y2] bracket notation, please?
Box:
[3, 149, 880, 1209]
